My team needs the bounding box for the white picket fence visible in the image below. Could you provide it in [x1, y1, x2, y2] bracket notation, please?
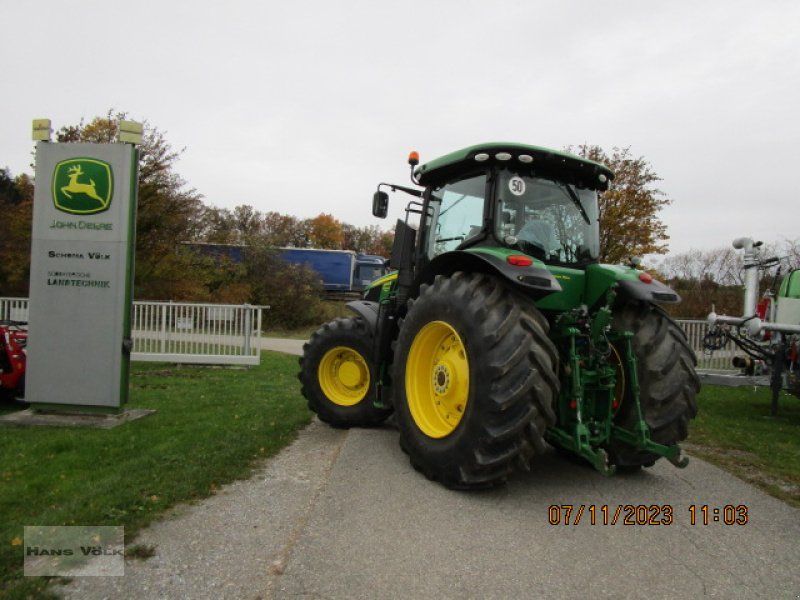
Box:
[0, 296, 735, 371]
[1, 297, 265, 366]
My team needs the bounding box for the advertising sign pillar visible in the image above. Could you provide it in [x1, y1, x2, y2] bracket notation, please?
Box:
[26, 136, 139, 412]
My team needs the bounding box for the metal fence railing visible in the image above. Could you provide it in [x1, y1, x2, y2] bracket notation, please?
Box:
[0, 297, 29, 322]
[131, 301, 264, 365]
[0, 297, 732, 371]
[675, 319, 736, 372]
[1, 298, 264, 366]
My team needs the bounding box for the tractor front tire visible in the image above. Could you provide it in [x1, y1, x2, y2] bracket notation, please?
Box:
[609, 302, 700, 467]
[393, 272, 559, 489]
[299, 317, 392, 428]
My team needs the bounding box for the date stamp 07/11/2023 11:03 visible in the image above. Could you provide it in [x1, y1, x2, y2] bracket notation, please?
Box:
[547, 504, 749, 526]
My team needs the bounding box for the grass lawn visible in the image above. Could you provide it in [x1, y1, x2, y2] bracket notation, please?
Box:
[262, 324, 319, 341]
[0, 351, 311, 600]
[687, 384, 800, 507]
[262, 300, 349, 340]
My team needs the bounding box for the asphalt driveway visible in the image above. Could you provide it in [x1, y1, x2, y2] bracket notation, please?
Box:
[60, 341, 800, 599]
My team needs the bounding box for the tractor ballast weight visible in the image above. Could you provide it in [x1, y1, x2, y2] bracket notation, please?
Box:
[299, 142, 699, 489]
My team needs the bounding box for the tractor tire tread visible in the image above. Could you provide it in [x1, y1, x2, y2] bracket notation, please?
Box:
[299, 316, 392, 429]
[393, 272, 559, 489]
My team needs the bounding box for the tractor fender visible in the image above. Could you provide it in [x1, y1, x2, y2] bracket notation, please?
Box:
[616, 278, 681, 304]
[345, 300, 380, 335]
[413, 250, 561, 300]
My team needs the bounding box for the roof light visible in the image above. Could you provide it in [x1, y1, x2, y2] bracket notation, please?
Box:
[474, 153, 489, 162]
[507, 255, 533, 267]
[496, 152, 512, 161]
[518, 154, 533, 163]
[599, 174, 608, 183]
[408, 151, 420, 166]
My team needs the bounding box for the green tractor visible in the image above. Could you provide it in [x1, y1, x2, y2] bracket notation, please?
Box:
[299, 143, 699, 489]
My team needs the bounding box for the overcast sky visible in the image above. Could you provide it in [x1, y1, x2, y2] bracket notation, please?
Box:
[2, 1, 798, 258]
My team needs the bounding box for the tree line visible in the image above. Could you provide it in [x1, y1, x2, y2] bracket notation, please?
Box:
[0, 113, 394, 327]
[4, 111, 740, 326]
[657, 239, 800, 319]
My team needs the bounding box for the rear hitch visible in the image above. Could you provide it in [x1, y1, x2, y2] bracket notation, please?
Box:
[666, 446, 689, 469]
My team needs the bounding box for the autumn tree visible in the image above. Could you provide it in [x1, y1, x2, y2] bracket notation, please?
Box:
[56, 110, 208, 299]
[307, 213, 344, 249]
[571, 145, 671, 263]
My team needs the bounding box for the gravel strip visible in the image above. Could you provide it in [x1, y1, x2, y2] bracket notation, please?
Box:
[58, 420, 346, 600]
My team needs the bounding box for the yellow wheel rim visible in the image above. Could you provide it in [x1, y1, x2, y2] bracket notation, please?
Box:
[406, 321, 469, 438]
[318, 346, 370, 407]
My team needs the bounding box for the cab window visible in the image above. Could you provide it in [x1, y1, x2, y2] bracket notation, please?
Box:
[427, 174, 487, 258]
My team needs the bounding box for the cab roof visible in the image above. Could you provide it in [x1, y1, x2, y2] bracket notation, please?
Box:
[415, 142, 615, 190]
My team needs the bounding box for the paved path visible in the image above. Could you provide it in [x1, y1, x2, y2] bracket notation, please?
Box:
[260, 337, 305, 356]
[274, 426, 800, 600]
[60, 343, 800, 599]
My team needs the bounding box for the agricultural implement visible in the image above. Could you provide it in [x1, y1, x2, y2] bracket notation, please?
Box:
[300, 143, 699, 489]
[704, 236, 800, 415]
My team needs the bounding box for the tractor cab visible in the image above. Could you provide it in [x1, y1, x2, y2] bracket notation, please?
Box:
[373, 143, 679, 310]
[424, 165, 603, 267]
[375, 143, 613, 276]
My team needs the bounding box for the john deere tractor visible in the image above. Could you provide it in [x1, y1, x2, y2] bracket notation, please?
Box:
[299, 143, 699, 489]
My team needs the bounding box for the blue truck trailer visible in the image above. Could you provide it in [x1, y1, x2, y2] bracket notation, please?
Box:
[280, 248, 387, 292]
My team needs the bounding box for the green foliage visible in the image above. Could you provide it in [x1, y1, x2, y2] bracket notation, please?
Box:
[0, 353, 312, 599]
[242, 242, 328, 329]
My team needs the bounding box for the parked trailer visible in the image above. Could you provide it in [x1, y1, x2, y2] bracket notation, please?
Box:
[182, 243, 388, 293]
[280, 248, 387, 292]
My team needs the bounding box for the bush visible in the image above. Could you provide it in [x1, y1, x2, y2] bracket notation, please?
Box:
[242, 244, 329, 329]
[260, 262, 329, 329]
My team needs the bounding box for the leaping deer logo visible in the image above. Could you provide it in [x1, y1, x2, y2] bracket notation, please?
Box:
[61, 164, 104, 203]
[52, 157, 113, 214]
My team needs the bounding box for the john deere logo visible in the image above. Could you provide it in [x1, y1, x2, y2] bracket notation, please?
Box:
[52, 158, 113, 215]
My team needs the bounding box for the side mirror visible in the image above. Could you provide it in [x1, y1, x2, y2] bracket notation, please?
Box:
[372, 191, 389, 218]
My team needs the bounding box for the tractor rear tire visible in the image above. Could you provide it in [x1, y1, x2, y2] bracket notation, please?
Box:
[299, 317, 392, 428]
[609, 302, 699, 467]
[392, 272, 559, 489]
